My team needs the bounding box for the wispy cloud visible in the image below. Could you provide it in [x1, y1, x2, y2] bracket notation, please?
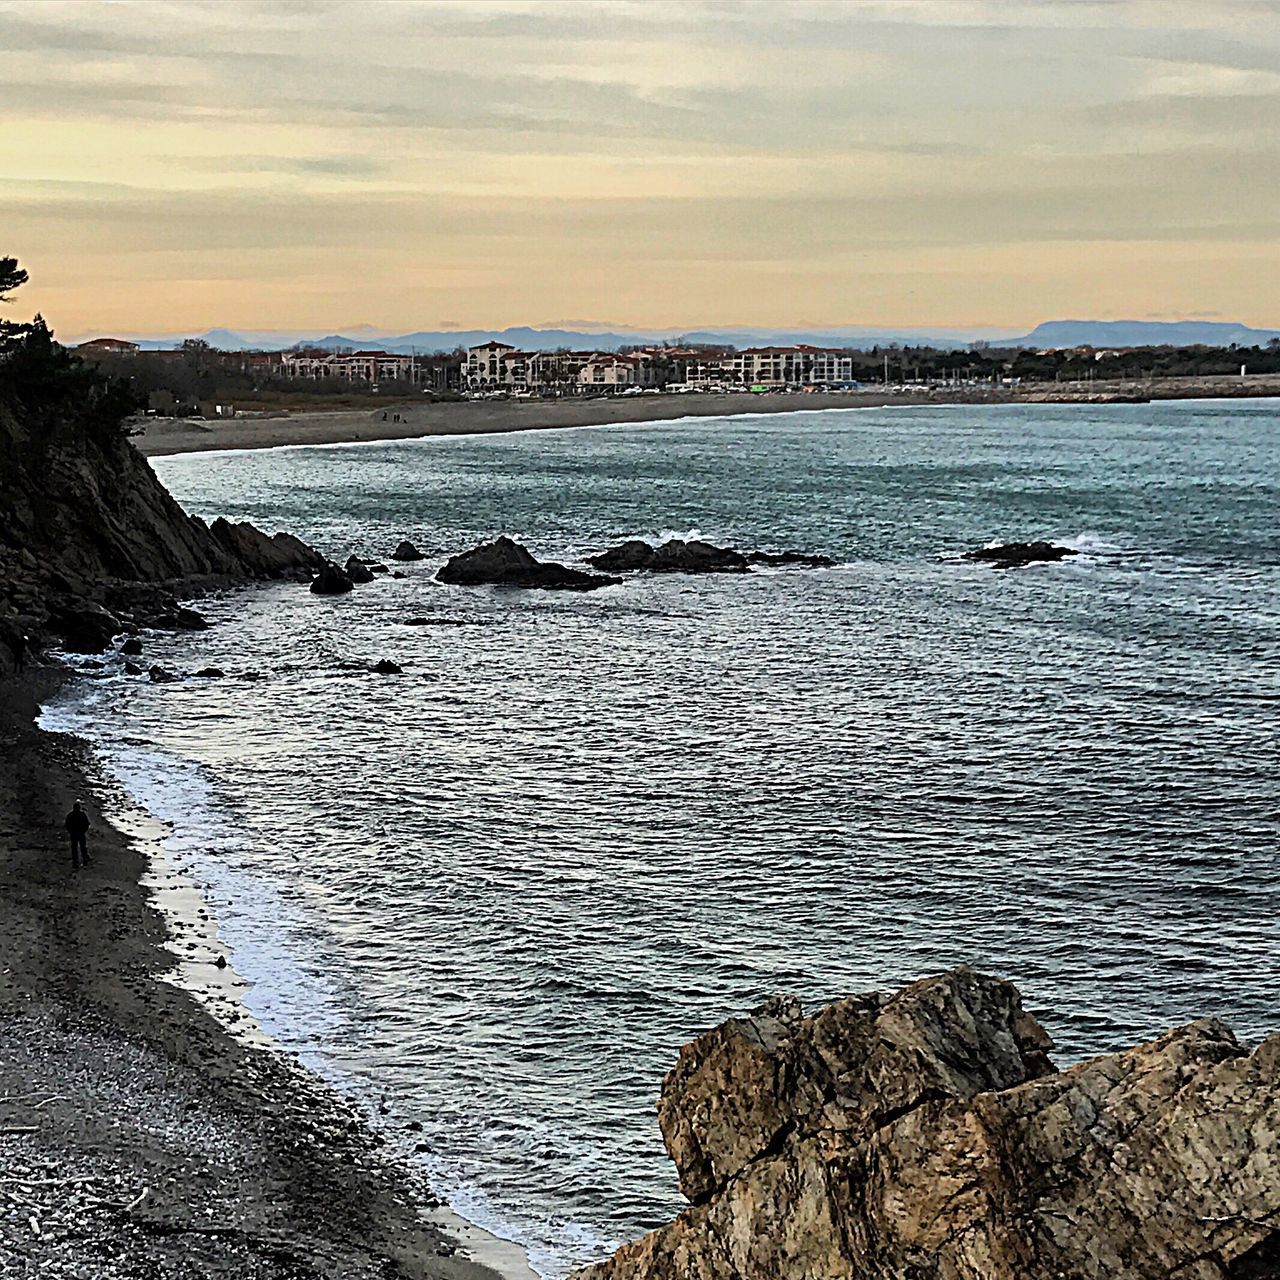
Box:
[1, 0, 1277, 330]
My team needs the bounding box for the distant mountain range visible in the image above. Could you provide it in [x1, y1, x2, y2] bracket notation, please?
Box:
[80, 319, 1280, 354]
[1006, 320, 1280, 348]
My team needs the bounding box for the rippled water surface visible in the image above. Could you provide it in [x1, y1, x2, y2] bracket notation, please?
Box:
[48, 403, 1280, 1275]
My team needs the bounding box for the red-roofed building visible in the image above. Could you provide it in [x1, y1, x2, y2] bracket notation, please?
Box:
[77, 337, 140, 356]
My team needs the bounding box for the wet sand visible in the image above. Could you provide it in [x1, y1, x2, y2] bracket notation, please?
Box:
[0, 666, 533, 1279]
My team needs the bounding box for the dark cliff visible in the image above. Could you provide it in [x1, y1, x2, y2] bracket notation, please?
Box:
[574, 968, 1279, 1280]
[0, 327, 319, 670]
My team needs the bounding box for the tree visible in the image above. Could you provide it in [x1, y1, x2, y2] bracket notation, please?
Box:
[0, 255, 34, 353]
[0, 256, 29, 303]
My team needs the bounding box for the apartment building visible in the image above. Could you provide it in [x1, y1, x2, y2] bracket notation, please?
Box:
[280, 350, 418, 382]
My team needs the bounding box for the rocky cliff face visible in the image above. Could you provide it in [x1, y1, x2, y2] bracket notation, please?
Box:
[574, 968, 1278, 1280]
[0, 337, 319, 670]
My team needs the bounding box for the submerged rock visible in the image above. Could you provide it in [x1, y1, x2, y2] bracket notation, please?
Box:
[571, 967, 1280, 1280]
[588, 539, 748, 574]
[963, 540, 1077, 569]
[123, 660, 143, 675]
[438, 537, 621, 591]
[148, 665, 178, 683]
[371, 658, 403, 675]
[343, 555, 376, 585]
[309, 561, 354, 595]
[390, 540, 425, 562]
[193, 666, 225, 678]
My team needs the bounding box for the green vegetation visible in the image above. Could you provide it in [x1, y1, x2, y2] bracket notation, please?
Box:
[0, 257, 142, 451]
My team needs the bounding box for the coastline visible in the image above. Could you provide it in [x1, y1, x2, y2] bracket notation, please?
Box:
[135, 377, 1280, 458]
[0, 662, 536, 1280]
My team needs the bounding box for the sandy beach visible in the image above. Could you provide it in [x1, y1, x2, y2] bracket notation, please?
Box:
[134, 377, 1280, 459]
[0, 666, 531, 1280]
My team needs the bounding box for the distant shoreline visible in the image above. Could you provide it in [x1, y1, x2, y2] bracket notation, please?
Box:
[136, 377, 1280, 458]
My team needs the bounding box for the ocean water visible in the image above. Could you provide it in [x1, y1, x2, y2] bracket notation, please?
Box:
[45, 402, 1280, 1276]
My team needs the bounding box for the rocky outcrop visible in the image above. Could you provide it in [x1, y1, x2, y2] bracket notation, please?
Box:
[745, 549, 835, 568]
[0, 341, 322, 669]
[587, 539, 835, 574]
[309, 561, 354, 595]
[963, 540, 1077, 569]
[588, 539, 748, 574]
[438, 537, 621, 591]
[390, 540, 425, 562]
[573, 968, 1279, 1280]
[343, 555, 375, 584]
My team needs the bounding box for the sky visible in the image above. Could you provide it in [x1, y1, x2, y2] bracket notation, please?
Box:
[3, 0, 1279, 337]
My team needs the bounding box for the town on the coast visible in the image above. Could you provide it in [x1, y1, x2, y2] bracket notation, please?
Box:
[72, 331, 1280, 415]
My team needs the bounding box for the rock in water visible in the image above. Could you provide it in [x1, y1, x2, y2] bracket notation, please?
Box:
[371, 658, 403, 674]
[309, 561, 354, 595]
[390, 540, 425, 562]
[193, 667, 224, 678]
[745, 549, 836, 568]
[119, 636, 143, 655]
[437, 537, 621, 591]
[343, 554, 376, 584]
[148, 665, 178, 683]
[588, 539, 749, 574]
[123, 660, 143, 675]
[571, 967, 1280, 1280]
[963, 540, 1077, 569]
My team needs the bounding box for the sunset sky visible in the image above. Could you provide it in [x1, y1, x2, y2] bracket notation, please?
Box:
[3, 0, 1279, 337]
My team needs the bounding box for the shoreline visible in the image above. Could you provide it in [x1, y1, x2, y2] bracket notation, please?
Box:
[135, 378, 1280, 458]
[0, 660, 537, 1280]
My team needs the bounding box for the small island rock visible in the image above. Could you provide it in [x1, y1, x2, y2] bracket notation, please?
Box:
[963, 540, 1077, 569]
[372, 658, 403, 674]
[390, 540, 425, 562]
[438, 536, 620, 591]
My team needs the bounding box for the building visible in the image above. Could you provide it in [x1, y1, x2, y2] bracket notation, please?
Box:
[578, 354, 639, 388]
[77, 337, 140, 356]
[280, 349, 418, 382]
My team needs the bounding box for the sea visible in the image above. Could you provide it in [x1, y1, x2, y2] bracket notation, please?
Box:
[41, 401, 1280, 1277]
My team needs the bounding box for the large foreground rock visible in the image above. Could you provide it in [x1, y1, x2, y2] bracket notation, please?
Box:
[438, 537, 620, 591]
[572, 967, 1279, 1280]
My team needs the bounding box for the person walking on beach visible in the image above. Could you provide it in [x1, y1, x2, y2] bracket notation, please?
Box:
[13, 632, 27, 672]
[65, 800, 91, 869]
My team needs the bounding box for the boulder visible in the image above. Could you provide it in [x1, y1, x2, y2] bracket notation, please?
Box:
[963, 540, 1077, 570]
[437, 537, 621, 591]
[588, 539, 749, 574]
[309, 561, 354, 595]
[571, 967, 1280, 1280]
[123, 660, 143, 675]
[364, 562, 390, 574]
[371, 658, 403, 674]
[148, 665, 179, 683]
[120, 636, 144, 656]
[193, 667, 225, 678]
[344, 555, 376, 584]
[175, 606, 209, 630]
[390, 540, 425, 562]
[50, 599, 122, 654]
